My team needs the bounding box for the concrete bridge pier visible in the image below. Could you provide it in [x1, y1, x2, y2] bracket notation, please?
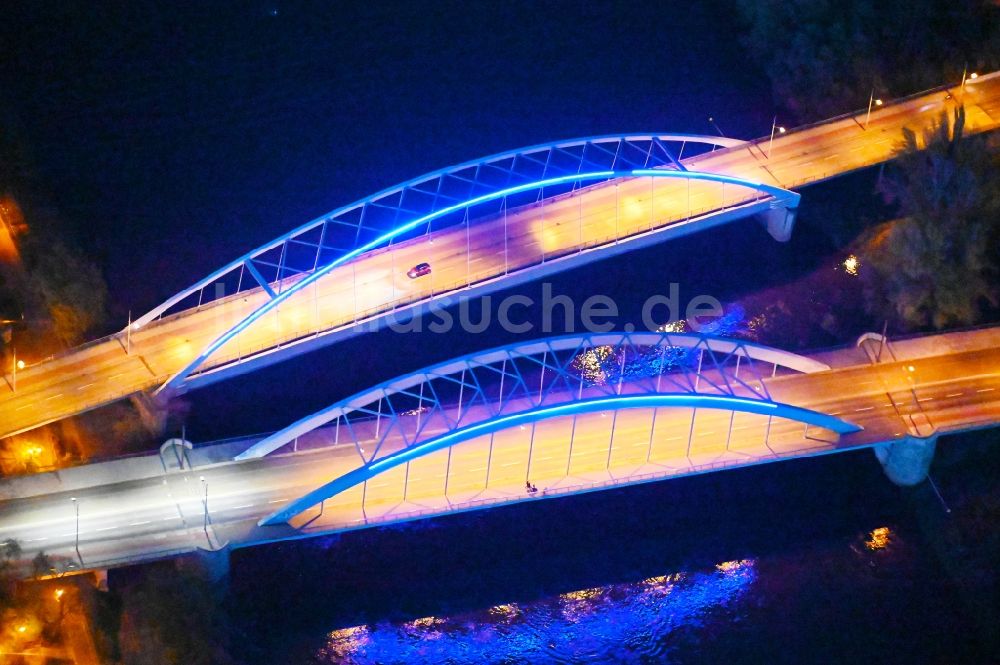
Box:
[874, 434, 938, 486]
[179, 546, 231, 584]
[759, 206, 797, 242]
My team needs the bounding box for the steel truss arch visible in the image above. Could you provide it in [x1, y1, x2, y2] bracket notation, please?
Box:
[132, 134, 746, 330]
[260, 393, 858, 525]
[237, 332, 858, 526]
[155, 163, 799, 393]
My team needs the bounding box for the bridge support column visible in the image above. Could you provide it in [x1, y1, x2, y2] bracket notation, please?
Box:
[873, 434, 938, 486]
[758, 206, 797, 242]
[179, 546, 231, 584]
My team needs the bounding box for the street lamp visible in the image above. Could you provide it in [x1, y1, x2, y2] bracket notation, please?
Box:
[199, 476, 209, 539]
[55, 587, 65, 620]
[865, 91, 883, 129]
[11, 348, 23, 391]
[70, 497, 81, 564]
[961, 68, 979, 92]
[767, 116, 786, 158]
[707, 116, 726, 138]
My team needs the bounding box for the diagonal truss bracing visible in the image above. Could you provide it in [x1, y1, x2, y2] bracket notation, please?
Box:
[124, 135, 798, 396]
[238, 332, 859, 526]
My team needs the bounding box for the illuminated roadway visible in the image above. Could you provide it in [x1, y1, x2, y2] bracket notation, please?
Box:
[2, 73, 1000, 439]
[0, 329, 997, 572]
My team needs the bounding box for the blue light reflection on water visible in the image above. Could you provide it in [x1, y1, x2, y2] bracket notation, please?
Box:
[315, 559, 755, 664]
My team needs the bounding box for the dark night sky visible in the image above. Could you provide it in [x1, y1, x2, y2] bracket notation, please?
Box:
[1, 1, 772, 317]
[2, 2, 818, 437]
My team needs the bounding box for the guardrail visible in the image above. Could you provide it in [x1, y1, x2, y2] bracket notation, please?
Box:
[192, 195, 774, 376]
[339, 449, 827, 529]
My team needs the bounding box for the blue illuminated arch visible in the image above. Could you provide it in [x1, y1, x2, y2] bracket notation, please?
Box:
[156, 166, 799, 393]
[133, 134, 750, 330]
[235, 331, 831, 461]
[259, 393, 859, 525]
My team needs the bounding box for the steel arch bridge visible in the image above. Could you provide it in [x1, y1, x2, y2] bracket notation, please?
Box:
[125, 134, 799, 395]
[247, 332, 859, 527]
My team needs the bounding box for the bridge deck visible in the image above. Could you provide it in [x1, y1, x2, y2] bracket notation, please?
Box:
[2, 74, 999, 438]
[0, 330, 997, 573]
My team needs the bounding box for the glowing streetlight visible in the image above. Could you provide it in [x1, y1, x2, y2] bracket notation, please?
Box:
[707, 116, 725, 139]
[767, 117, 786, 158]
[864, 91, 883, 129]
[70, 497, 81, 564]
[10, 348, 22, 391]
[960, 66, 979, 92]
[199, 476, 210, 539]
[54, 588, 65, 600]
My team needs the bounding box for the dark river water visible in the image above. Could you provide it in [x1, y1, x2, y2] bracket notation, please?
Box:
[228, 428, 999, 664]
[191, 171, 999, 664]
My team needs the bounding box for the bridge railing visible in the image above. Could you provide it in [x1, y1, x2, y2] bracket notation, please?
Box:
[309, 441, 845, 532]
[749, 72, 990, 148]
[192, 197, 775, 380]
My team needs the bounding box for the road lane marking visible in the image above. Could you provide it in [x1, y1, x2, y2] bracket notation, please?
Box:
[128, 521, 151, 526]
[977, 388, 995, 393]
[918, 397, 934, 402]
[96, 526, 118, 532]
[854, 406, 875, 412]
[230, 504, 254, 510]
[945, 393, 963, 398]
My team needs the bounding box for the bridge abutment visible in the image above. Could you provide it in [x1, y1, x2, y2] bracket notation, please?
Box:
[874, 434, 938, 486]
[759, 206, 797, 242]
[178, 546, 231, 584]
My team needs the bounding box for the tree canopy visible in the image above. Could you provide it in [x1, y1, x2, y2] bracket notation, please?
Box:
[737, 0, 1000, 120]
[862, 108, 1000, 329]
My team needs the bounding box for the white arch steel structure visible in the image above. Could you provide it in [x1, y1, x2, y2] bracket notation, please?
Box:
[120, 135, 798, 394]
[246, 332, 857, 526]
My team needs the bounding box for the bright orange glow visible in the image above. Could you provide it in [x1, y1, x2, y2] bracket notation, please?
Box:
[842, 254, 860, 276]
[54, 588, 65, 600]
[533, 218, 562, 253]
[970, 72, 979, 80]
[16, 624, 27, 633]
[16, 359, 25, 370]
[865, 526, 891, 550]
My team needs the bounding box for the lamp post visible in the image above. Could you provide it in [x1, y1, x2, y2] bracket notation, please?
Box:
[11, 348, 24, 391]
[199, 476, 209, 539]
[767, 116, 786, 158]
[864, 90, 883, 129]
[707, 116, 726, 138]
[961, 68, 978, 92]
[70, 497, 81, 564]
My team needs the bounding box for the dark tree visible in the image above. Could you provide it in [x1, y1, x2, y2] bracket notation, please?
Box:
[862, 107, 1000, 329]
[117, 566, 238, 665]
[737, 0, 1000, 120]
